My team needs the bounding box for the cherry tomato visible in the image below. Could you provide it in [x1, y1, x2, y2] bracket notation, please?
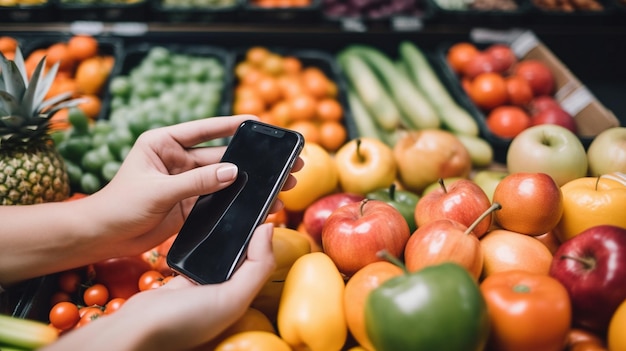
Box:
[513, 60, 555, 96]
[486, 105, 531, 139]
[77, 306, 104, 328]
[463, 52, 499, 79]
[480, 270, 572, 351]
[83, 283, 109, 306]
[104, 297, 127, 315]
[468, 72, 508, 110]
[138, 270, 165, 291]
[57, 270, 82, 294]
[484, 44, 517, 73]
[446, 42, 480, 75]
[49, 301, 80, 331]
[50, 291, 72, 306]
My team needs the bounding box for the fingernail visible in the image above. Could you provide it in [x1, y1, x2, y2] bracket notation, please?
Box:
[217, 164, 238, 182]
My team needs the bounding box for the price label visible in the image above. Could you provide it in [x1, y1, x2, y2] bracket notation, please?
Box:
[560, 86, 595, 116]
[112, 22, 149, 36]
[391, 16, 423, 32]
[341, 18, 367, 32]
[70, 21, 105, 36]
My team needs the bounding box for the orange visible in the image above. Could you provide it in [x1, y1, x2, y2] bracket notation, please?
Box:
[0, 36, 18, 55]
[254, 75, 282, 105]
[480, 229, 553, 279]
[48, 108, 71, 131]
[301, 67, 331, 99]
[287, 120, 320, 145]
[268, 100, 291, 127]
[261, 53, 284, 76]
[233, 95, 266, 116]
[240, 67, 265, 87]
[76, 94, 102, 120]
[318, 120, 347, 152]
[24, 48, 47, 78]
[235, 85, 260, 101]
[282, 56, 302, 75]
[67, 35, 99, 62]
[344, 261, 404, 351]
[246, 46, 271, 67]
[287, 93, 317, 121]
[74, 56, 110, 95]
[46, 77, 77, 100]
[46, 42, 75, 71]
[278, 75, 306, 99]
[316, 98, 343, 121]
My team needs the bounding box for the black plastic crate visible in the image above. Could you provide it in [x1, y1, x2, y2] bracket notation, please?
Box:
[321, 0, 431, 31]
[230, 47, 359, 145]
[0, 1, 55, 22]
[526, 0, 616, 24]
[53, 0, 149, 22]
[149, 0, 242, 23]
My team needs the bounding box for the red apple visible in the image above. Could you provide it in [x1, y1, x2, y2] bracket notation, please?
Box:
[529, 95, 561, 115]
[484, 44, 517, 73]
[513, 60, 555, 96]
[415, 178, 493, 238]
[531, 106, 577, 134]
[321, 199, 410, 277]
[549, 225, 626, 334]
[405, 203, 501, 280]
[492, 172, 564, 236]
[302, 192, 366, 246]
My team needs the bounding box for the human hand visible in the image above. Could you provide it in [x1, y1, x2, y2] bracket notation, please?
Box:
[83, 115, 303, 259]
[41, 223, 277, 351]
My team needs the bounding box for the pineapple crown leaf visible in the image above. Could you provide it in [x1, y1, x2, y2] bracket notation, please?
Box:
[0, 50, 26, 102]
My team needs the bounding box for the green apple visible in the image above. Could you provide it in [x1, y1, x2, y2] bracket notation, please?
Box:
[367, 184, 420, 233]
[586, 127, 626, 176]
[506, 124, 588, 187]
[472, 169, 509, 202]
[334, 138, 398, 195]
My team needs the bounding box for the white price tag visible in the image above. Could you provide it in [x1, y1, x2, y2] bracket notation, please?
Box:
[391, 16, 423, 32]
[112, 22, 149, 36]
[70, 21, 105, 36]
[341, 18, 367, 32]
[560, 86, 595, 116]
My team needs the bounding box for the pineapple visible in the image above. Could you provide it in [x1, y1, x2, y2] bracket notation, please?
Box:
[0, 47, 79, 205]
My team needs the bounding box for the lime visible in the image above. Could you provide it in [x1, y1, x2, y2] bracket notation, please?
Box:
[107, 128, 134, 160]
[62, 136, 92, 164]
[68, 107, 90, 134]
[64, 160, 83, 187]
[80, 172, 102, 194]
[109, 76, 131, 98]
[101, 160, 122, 182]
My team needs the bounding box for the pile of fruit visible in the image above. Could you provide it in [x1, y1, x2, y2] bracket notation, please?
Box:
[233, 46, 348, 153]
[446, 41, 579, 140]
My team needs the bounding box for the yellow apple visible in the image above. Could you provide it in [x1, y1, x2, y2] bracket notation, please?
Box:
[393, 129, 472, 194]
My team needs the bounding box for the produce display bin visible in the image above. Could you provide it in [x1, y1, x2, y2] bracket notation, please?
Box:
[526, 0, 616, 24]
[425, 0, 531, 27]
[435, 29, 621, 163]
[241, 0, 323, 23]
[149, 0, 243, 23]
[0, 1, 55, 22]
[320, 0, 432, 32]
[229, 47, 359, 143]
[52, 0, 150, 22]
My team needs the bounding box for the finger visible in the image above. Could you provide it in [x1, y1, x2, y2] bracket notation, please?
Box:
[225, 223, 275, 291]
[161, 275, 197, 290]
[162, 162, 239, 201]
[291, 157, 305, 173]
[163, 115, 259, 149]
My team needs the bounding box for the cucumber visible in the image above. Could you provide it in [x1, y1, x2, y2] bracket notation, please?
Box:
[456, 134, 494, 168]
[346, 88, 401, 147]
[346, 45, 440, 131]
[399, 41, 479, 137]
[338, 50, 401, 132]
[0, 314, 58, 350]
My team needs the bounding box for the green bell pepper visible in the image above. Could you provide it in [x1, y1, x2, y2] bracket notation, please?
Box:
[365, 259, 489, 351]
[367, 183, 420, 233]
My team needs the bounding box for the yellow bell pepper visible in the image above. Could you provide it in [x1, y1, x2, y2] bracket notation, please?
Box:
[214, 331, 291, 351]
[252, 227, 311, 322]
[277, 252, 347, 351]
[555, 175, 626, 243]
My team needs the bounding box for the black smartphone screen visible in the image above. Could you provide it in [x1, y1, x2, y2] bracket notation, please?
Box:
[167, 120, 303, 284]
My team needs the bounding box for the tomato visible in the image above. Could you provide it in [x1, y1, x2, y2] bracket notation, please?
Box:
[446, 42, 480, 74]
[505, 75, 534, 107]
[486, 105, 531, 139]
[104, 297, 126, 315]
[513, 60, 555, 96]
[49, 301, 80, 331]
[93, 256, 152, 299]
[480, 270, 572, 351]
[77, 306, 104, 328]
[468, 72, 508, 110]
[83, 283, 109, 306]
[57, 270, 82, 294]
[463, 52, 499, 79]
[138, 270, 165, 291]
[484, 44, 518, 73]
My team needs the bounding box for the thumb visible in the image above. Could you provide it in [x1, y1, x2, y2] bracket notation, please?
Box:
[164, 163, 239, 200]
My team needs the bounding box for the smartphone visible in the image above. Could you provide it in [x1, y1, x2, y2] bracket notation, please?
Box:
[167, 120, 304, 285]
